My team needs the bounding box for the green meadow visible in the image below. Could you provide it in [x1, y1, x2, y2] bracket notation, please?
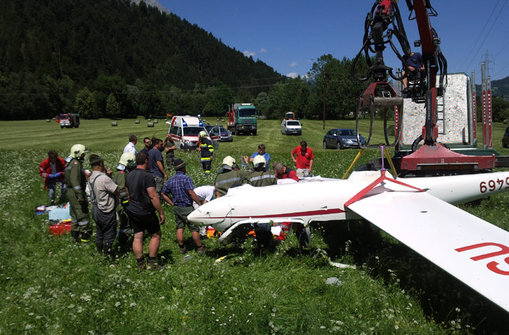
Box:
[0, 118, 507, 334]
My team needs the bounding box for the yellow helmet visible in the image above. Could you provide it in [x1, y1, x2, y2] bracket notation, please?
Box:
[222, 156, 236, 168]
[253, 155, 266, 168]
[70, 144, 88, 159]
[119, 152, 136, 168]
[199, 130, 207, 138]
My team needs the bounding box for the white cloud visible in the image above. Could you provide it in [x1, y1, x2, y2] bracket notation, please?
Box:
[259, 48, 267, 54]
[290, 61, 298, 68]
[286, 72, 299, 78]
[243, 50, 256, 57]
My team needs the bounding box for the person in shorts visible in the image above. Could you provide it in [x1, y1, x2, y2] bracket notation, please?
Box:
[125, 151, 165, 271]
[161, 158, 206, 255]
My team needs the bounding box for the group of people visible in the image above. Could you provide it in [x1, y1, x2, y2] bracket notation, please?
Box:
[38, 132, 315, 271]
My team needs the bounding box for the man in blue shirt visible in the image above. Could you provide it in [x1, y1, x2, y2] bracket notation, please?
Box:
[402, 51, 424, 90]
[243, 144, 271, 171]
[161, 158, 206, 255]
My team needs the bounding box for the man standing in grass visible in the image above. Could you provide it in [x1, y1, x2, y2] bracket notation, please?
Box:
[140, 137, 152, 154]
[163, 133, 177, 170]
[112, 152, 136, 254]
[88, 154, 119, 260]
[123, 134, 138, 155]
[65, 144, 92, 243]
[291, 140, 314, 178]
[148, 138, 167, 196]
[125, 152, 165, 271]
[161, 158, 206, 255]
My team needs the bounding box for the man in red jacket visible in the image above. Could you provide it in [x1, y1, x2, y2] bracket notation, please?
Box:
[291, 140, 314, 178]
[39, 150, 67, 204]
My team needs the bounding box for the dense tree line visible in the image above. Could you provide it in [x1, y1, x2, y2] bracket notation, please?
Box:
[0, 0, 374, 121]
[0, 0, 283, 120]
[1, 0, 507, 122]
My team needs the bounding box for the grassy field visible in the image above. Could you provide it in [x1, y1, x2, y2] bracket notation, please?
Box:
[0, 118, 507, 334]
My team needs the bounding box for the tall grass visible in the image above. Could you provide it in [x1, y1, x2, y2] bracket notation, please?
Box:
[0, 119, 507, 334]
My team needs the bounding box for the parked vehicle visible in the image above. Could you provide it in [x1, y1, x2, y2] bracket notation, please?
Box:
[204, 123, 214, 133]
[210, 125, 233, 142]
[281, 119, 302, 135]
[503, 126, 509, 148]
[284, 112, 296, 120]
[227, 103, 257, 135]
[322, 128, 366, 149]
[57, 113, 80, 128]
[167, 115, 211, 150]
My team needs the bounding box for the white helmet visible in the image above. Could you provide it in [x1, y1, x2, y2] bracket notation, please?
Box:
[119, 152, 136, 168]
[70, 144, 88, 159]
[253, 155, 266, 168]
[222, 156, 236, 169]
[199, 130, 207, 138]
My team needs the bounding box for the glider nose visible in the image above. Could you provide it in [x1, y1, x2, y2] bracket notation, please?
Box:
[187, 201, 232, 225]
[187, 207, 207, 224]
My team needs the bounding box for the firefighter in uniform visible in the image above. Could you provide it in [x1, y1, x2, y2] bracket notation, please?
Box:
[214, 156, 248, 198]
[112, 152, 136, 254]
[248, 155, 277, 187]
[65, 144, 91, 243]
[198, 131, 214, 175]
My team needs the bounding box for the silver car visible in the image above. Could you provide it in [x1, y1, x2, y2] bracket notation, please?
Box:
[210, 125, 233, 142]
[281, 120, 302, 135]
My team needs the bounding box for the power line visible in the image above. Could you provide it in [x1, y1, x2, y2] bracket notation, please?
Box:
[491, 59, 509, 79]
[494, 39, 509, 58]
[462, 0, 507, 72]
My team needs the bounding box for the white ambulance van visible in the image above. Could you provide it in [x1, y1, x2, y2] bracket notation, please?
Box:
[167, 115, 209, 150]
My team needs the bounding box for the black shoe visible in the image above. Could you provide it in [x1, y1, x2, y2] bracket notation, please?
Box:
[136, 258, 146, 272]
[197, 245, 207, 255]
[147, 258, 163, 271]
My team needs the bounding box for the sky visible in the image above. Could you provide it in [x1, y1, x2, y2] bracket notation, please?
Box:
[158, 0, 509, 83]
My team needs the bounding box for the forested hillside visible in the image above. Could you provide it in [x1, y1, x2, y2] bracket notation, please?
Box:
[0, 0, 282, 119]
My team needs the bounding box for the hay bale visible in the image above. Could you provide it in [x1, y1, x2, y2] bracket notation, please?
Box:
[111, 121, 118, 127]
[153, 119, 158, 123]
[135, 120, 140, 124]
[147, 122, 154, 127]
[46, 119, 51, 122]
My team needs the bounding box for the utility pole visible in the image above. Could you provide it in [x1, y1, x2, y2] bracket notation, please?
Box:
[481, 62, 493, 149]
[471, 71, 476, 140]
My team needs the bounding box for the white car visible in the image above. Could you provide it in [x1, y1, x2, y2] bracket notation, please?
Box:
[281, 120, 302, 135]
